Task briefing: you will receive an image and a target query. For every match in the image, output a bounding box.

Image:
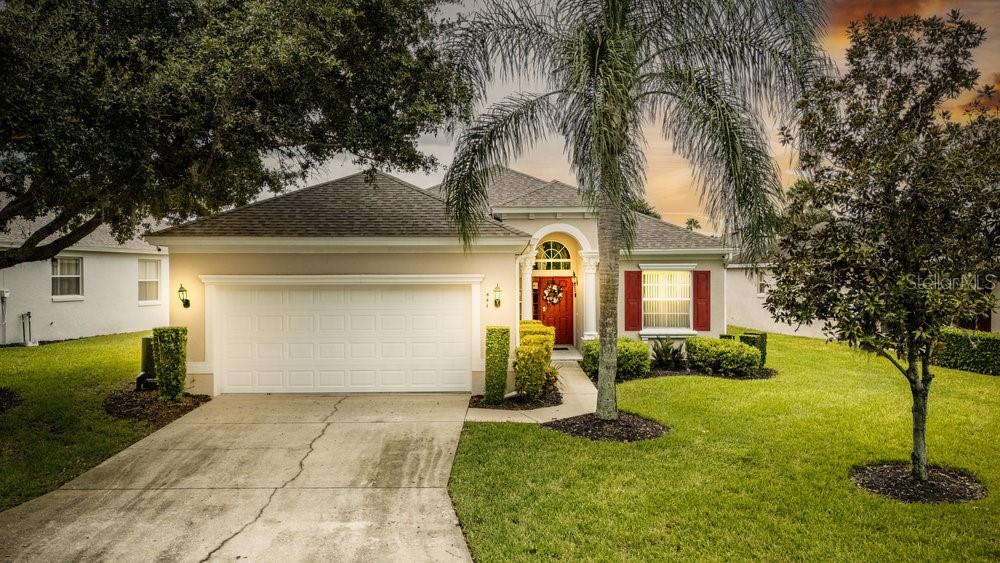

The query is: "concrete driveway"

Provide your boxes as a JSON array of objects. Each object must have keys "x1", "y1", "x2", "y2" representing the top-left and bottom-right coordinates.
[{"x1": 0, "y1": 394, "x2": 472, "y2": 562}]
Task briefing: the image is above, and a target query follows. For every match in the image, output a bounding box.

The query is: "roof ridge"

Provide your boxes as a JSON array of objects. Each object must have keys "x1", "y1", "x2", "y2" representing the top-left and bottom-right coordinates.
[
  {"x1": 637, "y1": 213, "x2": 721, "y2": 242},
  {"x1": 152, "y1": 171, "x2": 373, "y2": 236}
]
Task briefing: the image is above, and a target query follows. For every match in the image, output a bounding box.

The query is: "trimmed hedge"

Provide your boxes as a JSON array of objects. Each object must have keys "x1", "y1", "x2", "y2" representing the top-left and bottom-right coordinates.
[
  {"x1": 484, "y1": 326, "x2": 511, "y2": 404},
  {"x1": 581, "y1": 338, "x2": 651, "y2": 381},
  {"x1": 514, "y1": 334, "x2": 552, "y2": 399},
  {"x1": 739, "y1": 332, "x2": 768, "y2": 367},
  {"x1": 153, "y1": 326, "x2": 188, "y2": 402},
  {"x1": 685, "y1": 336, "x2": 760, "y2": 378},
  {"x1": 936, "y1": 328, "x2": 1000, "y2": 375}
]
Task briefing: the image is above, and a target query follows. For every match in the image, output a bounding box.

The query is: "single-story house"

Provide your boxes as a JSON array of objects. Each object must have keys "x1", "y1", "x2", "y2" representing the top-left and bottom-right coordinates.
[
  {"x1": 727, "y1": 264, "x2": 999, "y2": 337},
  {"x1": 146, "y1": 168, "x2": 730, "y2": 396},
  {"x1": 0, "y1": 222, "x2": 169, "y2": 345}
]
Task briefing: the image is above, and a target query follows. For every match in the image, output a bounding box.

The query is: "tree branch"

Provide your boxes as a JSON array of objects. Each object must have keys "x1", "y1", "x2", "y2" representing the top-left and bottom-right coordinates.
[{"x1": 0, "y1": 214, "x2": 103, "y2": 270}]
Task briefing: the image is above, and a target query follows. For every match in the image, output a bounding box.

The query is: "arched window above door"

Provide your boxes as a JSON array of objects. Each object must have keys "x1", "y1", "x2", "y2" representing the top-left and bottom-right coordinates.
[{"x1": 534, "y1": 241, "x2": 571, "y2": 271}]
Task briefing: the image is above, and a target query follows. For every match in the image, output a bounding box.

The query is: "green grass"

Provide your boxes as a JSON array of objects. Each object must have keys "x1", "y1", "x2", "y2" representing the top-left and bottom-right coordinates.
[
  {"x1": 449, "y1": 330, "x2": 1000, "y2": 562},
  {"x1": 0, "y1": 332, "x2": 153, "y2": 511}
]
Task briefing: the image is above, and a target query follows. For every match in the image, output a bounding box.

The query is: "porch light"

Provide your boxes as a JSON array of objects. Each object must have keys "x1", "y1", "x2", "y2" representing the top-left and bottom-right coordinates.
[
  {"x1": 178, "y1": 284, "x2": 191, "y2": 309},
  {"x1": 572, "y1": 271, "x2": 578, "y2": 296},
  {"x1": 493, "y1": 284, "x2": 503, "y2": 308}
]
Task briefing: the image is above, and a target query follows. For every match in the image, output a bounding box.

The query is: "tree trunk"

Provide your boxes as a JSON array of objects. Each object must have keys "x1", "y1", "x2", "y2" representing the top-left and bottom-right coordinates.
[
  {"x1": 595, "y1": 189, "x2": 621, "y2": 420},
  {"x1": 909, "y1": 382, "x2": 929, "y2": 481}
]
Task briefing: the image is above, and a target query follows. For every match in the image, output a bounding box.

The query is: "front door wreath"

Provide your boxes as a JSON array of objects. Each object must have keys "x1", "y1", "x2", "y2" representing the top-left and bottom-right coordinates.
[{"x1": 542, "y1": 282, "x2": 564, "y2": 305}]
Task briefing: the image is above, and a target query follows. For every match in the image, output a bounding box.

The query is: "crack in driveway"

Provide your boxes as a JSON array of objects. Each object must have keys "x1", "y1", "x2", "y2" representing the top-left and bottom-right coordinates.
[{"x1": 198, "y1": 396, "x2": 347, "y2": 562}]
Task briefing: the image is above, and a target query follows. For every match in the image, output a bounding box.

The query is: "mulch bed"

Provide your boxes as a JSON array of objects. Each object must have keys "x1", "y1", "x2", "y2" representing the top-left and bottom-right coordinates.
[
  {"x1": 0, "y1": 387, "x2": 24, "y2": 414},
  {"x1": 850, "y1": 462, "x2": 988, "y2": 503},
  {"x1": 103, "y1": 387, "x2": 211, "y2": 428},
  {"x1": 469, "y1": 388, "x2": 562, "y2": 410},
  {"x1": 543, "y1": 412, "x2": 667, "y2": 442}
]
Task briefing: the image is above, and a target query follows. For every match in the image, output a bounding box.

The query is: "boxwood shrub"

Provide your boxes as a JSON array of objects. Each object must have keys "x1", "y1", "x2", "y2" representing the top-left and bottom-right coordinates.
[
  {"x1": 935, "y1": 327, "x2": 1000, "y2": 375},
  {"x1": 580, "y1": 338, "x2": 651, "y2": 380},
  {"x1": 685, "y1": 336, "x2": 760, "y2": 378},
  {"x1": 484, "y1": 326, "x2": 511, "y2": 404},
  {"x1": 152, "y1": 326, "x2": 188, "y2": 402},
  {"x1": 514, "y1": 334, "x2": 551, "y2": 399},
  {"x1": 739, "y1": 332, "x2": 768, "y2": 367}
]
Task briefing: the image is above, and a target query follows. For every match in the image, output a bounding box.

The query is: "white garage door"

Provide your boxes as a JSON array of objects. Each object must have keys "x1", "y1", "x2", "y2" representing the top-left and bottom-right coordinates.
[{"x1": 216, "y1": 284, "x2": 472, "y2": 393}]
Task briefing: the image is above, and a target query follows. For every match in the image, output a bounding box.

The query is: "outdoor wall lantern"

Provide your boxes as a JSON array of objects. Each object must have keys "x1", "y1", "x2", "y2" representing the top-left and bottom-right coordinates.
[
  {"x1": 572, "y1": 271, "x2": 578, "y2": 296},
  {"x1": 178, "y1": 284, "x2": 191, "y2": 309},
  {"x1": 493, "y1": 284, "x2": 503, "y2": 308}
]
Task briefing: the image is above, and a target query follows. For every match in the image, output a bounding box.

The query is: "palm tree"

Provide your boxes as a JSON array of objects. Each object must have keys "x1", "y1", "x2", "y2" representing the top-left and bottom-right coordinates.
[
  {"x1": 441, "y1": 0, "x2": 827, "y2": 420},
  {"x1": 685, "y1": 217, "x2": 702, "y2": 231}
]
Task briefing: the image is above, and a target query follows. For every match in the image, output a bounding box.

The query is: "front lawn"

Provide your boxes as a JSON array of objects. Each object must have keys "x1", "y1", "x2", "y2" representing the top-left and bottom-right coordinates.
[
  {"x1": 0, "y1": 332, "x2": 155, "y2": 511},
  {"x1": 449, "y1": 331, "x2": 1000, "y2": 561}
]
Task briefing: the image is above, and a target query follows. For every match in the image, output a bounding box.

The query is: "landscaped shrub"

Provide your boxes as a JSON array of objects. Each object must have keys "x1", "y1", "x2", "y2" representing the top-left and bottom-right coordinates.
[
  {"x1": 935, "y1": 327, "x2": 1000, "y2": 375},
  {"x1": 152, "y1": 327, "x2": 188, "y2": 402},
  {"x1": 580, "y1": 338, "x2": 652, "y2": 380},
  {"x1": 514, "y1": 335, "x2": 549, "y2": 399},
  {"x1": 520, "y1": 319, "x2": 543, "y2": 326},
  {"x1": 685, "y1": 336, "x2": 760, "y2": 378},
  {"x1": 484, "y1": 326, "x2": 511, "y2": 404},
  {"x1": 720, "y1": 334, "x2": 736, "y2": 340},
  {"x1": 544, "y1": 365, "x2": 560, "y2": 392},
  {"x1": 739, "y1": 332, "x2": 768, "y2": 367},
  {"x1": 651, "y1": 339, "x2": 686, "y2": 370}
]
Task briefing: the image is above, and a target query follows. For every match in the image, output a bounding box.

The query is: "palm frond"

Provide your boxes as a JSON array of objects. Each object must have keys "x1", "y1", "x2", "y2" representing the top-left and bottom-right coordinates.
[
  {"x1": 442, "y1": 92, "x2": 558, "y2": 247},
  {"x1": 643, "y1": 67, "x2": 783, "y2": 262}
]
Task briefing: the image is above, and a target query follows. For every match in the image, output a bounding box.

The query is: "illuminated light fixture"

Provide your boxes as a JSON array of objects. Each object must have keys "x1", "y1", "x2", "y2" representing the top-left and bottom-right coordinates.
[
  {"x1": 493, "y1": 284, "x2": 503, "y2": 308},
  {"x1": 178, "y1": 284, "x2": 191, "y2": 309},
  {"x1": 572, "y1": 271, "x2": 578, "y2": 296}
]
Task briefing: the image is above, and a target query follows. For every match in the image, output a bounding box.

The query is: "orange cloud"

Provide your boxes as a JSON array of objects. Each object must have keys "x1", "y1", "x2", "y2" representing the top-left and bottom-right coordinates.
[
  {"x1": 958, "y1": 73, "x2": 1000, "y2": 111},
  {"x1": 827, "y1": 0, "x2": 946, "y2": 29}
]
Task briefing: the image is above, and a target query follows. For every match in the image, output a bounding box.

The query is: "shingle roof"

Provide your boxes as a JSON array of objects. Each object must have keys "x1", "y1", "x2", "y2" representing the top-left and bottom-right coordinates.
[
  {"x1": 633, "y1": 214, "x2": 724, "y2": 250},
  {"x1": 428, "y1": 166, "x2": 724, "y2": 251},
  {"x1": 151, "y1": 172, "x2": 529, "y2": 239},
  {"x1": 497, "y1": 180, "x2": 586, "y2": 208},
  {"x1": 0, "y1": 219, "x2": 161, "y2": 252},
  {"x1": 426, "y1": 167, "x2": 555, "y2": 208}
]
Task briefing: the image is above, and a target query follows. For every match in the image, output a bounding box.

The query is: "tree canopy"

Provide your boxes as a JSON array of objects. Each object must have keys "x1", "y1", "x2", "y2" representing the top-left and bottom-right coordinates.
[
  {"x1": 0, "y1": 0, "x2": 470, "y2": 268},
  {"x1": 766, "y1": 12, "x2": 1000, "y2": 480}
]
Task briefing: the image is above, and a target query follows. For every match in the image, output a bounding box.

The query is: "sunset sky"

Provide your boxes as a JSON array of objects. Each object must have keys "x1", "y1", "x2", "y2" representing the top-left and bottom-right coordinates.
[{"x1": 309, "y1": 0, "x2": 1000, "y2": 231}]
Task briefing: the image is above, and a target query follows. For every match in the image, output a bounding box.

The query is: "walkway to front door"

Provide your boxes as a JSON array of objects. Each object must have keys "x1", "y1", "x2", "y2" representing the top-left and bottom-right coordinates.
[
  {"x1": 535, "y1": 276, "x2": 574, "y2": 344},
  {"x1": 0, "y1": 394, "x2": 472, "y2": 562}
]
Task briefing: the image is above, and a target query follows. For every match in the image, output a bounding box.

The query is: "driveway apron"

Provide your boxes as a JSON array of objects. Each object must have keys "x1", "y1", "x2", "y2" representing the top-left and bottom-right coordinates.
[{"x1": 0, "y1": 394, "x2": 472, "y2": 562}]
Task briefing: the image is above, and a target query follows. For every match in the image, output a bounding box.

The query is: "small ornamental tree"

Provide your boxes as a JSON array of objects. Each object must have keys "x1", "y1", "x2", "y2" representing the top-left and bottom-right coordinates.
[{"x1": 767, "y1": 13, "x2": 1000, "y2": 481}]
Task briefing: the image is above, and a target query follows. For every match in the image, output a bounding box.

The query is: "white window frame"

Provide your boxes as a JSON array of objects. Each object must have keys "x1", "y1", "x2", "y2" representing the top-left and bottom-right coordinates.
[
  {"x1": 138, "y1": 258, "x2": 162, "y2": 305},
  {"x1": 533, "y1": 241, "x2": 572, "y2": 272},
  {"x1": 638, "y1": 263, "x2": 696, "y2": 337},
  {"x1": 51, "y1": 256, "x2": 84, "y2": 301},
  {"x1": 756, "y1": 273, "x2": 768, "y2": 297}
]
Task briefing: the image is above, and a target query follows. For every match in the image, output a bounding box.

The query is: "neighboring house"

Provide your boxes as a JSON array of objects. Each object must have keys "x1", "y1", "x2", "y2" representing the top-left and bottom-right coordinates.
[
  {"x1": 146, "y1": 168, "x2": 729, "y2": 396},
  {"x1": 727, "y1": 264, "x2": 999, "y2": 337},
  {"x1": 0, "y1": 222, "x2": 169, "y2": 345},
  {"x1": 725, "y1": 265, "x2": 826, "y2": 339}
]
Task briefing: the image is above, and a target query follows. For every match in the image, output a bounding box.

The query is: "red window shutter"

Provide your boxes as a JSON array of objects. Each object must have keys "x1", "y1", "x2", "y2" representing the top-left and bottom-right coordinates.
[
  {"x1": 624, "y1": 271, "x2": 642, "y2": 331},
  {"x1": 693, "y1": 270, "x2": 711, "y2": 331}
]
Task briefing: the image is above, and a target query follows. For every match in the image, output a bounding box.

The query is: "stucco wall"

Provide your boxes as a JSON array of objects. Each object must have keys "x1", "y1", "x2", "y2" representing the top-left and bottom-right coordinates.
[
  {"x1": 726, "y1": 267, "x2": 826, "y2": 339},
  {"x1": 0, "y1": 250, "x2": 169, "y2": 345},
  {"x1": 502, "y1": 217, "x2": 598, "y2": 252},
  {"x1": 168, "y1": 251, "x2": 520, "y2": 394},
  {"x1": 617, "y1": 255, "x2": 727, "y2": 340}
]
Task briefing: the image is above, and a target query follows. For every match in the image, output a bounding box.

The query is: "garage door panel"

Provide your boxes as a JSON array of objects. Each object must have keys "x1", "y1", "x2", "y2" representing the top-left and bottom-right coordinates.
[{"x1": 218, "y1": 284, "x2": 472, "y2": 393}]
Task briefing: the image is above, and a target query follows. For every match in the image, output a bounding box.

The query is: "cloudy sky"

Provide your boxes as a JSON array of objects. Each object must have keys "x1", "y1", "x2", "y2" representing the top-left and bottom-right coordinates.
[{"x1": 307, "y1": 0, "x2": 1000, "y2": 230}]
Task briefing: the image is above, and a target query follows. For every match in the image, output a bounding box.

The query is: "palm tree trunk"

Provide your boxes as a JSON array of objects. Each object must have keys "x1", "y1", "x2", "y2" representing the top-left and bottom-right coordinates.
[{"x1": 595, "y1": 189, "x2": 621, "y2": 420}]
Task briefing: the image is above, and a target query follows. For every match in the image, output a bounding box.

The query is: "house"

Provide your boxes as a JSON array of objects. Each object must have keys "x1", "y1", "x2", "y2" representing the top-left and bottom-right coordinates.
[
  {"x1": 145, "y1": 168, "x2": 729, "y2": 396},
  {"x1": 725, "y1": 264, "x2": 826, "y2": 338},
  {"x1": 0, "y1": 222, "x2": 169, "y2": 345},
  {"x1": 726, "y1": 264, "x2": 999, "y2": 337}
]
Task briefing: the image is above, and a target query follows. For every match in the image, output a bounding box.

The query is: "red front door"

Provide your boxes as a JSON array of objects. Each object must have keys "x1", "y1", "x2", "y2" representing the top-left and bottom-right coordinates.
[{"x1": 535, "y1": 276, "x2": 574, "y2": 345}]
